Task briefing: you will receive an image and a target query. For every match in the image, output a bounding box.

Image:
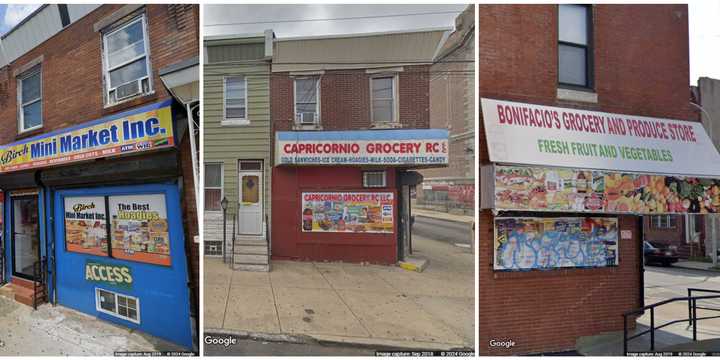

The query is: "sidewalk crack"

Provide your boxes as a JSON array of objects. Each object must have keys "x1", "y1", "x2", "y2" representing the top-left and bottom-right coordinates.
[{"x1": 268, "y1": 271, "x2": 283, "y2": 333}]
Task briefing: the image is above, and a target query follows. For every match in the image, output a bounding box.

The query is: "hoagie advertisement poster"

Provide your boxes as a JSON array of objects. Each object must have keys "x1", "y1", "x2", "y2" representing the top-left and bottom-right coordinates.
[{"x1": 110, "y1": 194, "x2": 171, "y2": 266}]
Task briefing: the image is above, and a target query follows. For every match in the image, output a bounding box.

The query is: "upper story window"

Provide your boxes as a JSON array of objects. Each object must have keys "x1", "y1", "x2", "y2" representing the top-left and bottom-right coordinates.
[
  {"x1": 558, "y1": 4, "x2": 592, "y2": 89},
  {"x1": 371, "y1": 75, "x2": 397, "y2": 125},
  {"x1": 650, "y1": 215, "x2": 678, "y2": 229},
  {"x1": 18, "y1": 65, "x2": 42, "y2": 133},
  {"x1": 224, "y1": 76, "x2": 247, "y2": 124},
  {"x1": 103, "y1": 15, "x2": 152, "y2": 105},
  {"x1": 294, "y1": 77, "x2": 320, "y2": 125}
]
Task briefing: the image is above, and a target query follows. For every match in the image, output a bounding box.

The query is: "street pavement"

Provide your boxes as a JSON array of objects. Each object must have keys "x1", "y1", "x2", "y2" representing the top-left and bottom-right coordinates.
[
  {"x1": 577, "y1": 265, "x2": 720, "y2": 355},
  {"x1": 0, "y1": 294, "x2": 186, "y2": 356},
  {"x1": 203, "y1": 234, "x2": 474, "y2": 356},
  {"x1": 412, "y1": 215, "x2": 473, "y2": 246},
  {"x1": 203, "y1": 333, "x2": 377, "y2": 356}
]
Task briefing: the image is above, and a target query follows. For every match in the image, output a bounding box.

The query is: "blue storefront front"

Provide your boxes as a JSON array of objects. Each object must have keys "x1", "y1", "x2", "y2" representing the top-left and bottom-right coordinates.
[{"x1": 0, "y1": 100, "x2": 194, "y2": 349}]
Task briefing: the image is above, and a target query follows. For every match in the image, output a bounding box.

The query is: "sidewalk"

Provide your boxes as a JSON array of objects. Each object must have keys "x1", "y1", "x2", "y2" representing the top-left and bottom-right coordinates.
[
  {"x1": 204, "y1": 235, "x2": 474, "y2": 351},
  {"x1": 0, "y1": 293, "x2": 182, "y2": 355},
  {"x1": 673, "y1": 260, "x2": 720, "y2": 272},
  {"x1": 412, "y1": 208, "x2": 474, "y2": 224}
]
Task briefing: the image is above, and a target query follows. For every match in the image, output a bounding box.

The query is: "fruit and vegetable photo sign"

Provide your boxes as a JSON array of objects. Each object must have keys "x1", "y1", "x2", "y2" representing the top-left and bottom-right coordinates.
[
  {"x1": 494, "y1": 165, "x2": 720, "y2": 214},
  {"x1": 482, "y1": 98, "x2": 720, "y2": 177},
  {"x1": 301, "y1": 192, "x2": 394, "y2": 233}
]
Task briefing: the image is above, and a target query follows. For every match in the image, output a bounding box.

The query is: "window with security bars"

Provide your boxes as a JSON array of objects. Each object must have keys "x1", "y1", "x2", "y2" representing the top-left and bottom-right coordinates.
[
  {"x1": 363, "y1": 171, "x2": 387, "y2": 188},
  {"x1": 96, "y1": 288, "x2": 140, "y2": 323}
]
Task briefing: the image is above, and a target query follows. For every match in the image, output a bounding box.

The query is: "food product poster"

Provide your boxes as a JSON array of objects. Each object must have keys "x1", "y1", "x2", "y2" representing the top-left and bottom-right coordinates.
[
  {"x1": 494, "y1": 165, "x2": 720, "y2": 214},
  {"x1": 109, "y1": 194, "x2": 171, "y2": 266},
  {"x1": 494, "y1": 217, "x2": 619, "y2": 271},
  {"x1": 64, "y1": 196, "x2": 108, "y2": 256},
  {"x1": 301, "y1": 192, "x2": 394, "y2": 233}
]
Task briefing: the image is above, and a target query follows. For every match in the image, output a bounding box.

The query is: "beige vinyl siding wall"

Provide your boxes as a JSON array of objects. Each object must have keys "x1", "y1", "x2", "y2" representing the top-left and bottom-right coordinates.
[{"x1": 204, "y1": 57, "x2": 272, "y2": 243}]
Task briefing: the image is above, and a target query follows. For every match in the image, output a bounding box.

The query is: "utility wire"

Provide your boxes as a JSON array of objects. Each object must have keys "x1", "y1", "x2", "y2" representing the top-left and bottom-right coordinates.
[{"x1": 205, "y1": 10, "x2": 462, "y2": 27}]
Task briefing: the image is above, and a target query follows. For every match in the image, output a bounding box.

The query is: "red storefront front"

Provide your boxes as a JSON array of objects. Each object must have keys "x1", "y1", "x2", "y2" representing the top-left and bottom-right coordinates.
[{"x1": 271, "y1": 129, "x2": 449, "y2": 264}]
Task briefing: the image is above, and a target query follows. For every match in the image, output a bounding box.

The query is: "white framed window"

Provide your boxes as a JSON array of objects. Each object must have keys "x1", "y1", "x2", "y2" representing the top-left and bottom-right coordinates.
[
  {"x1": 95, "y1": 288, "x2": 140, "y2": 324},
  {"x1": 205, "y1": 163, "x2": 223, "y2": 211},
  {"x1": 363, "y1": 171, "x2": 387, "y2": 188},
  {"x1": 294, "y1": 77, "x2": 320, "y2": 125},
  {"x1": 18, "y1": 66, "x2": 42, "y2": 133},
  {"x1": 370, "y1": 75, "x2": 398, "y2": 125},
  {"x1": 651, "y1": 215, "x2": 677, "y2": 229},
  {"x1": 103, "y1": 14, "x2": 152, "y2": 106},
  {"x1": 223, "y1": 76, "x2": 248, "y2": 124}
]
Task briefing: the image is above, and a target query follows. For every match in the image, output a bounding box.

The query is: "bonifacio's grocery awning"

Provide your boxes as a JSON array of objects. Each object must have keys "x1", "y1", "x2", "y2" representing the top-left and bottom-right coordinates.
[
  {"x1": 275, "y1": 129, "x2": 449, "y2": 168},
  {"x1": 480, "y1": 98, "x2": 720, "y2": 214},
  {"x1": 481, "y1": 98, "x2": 720, "y2": 178}
]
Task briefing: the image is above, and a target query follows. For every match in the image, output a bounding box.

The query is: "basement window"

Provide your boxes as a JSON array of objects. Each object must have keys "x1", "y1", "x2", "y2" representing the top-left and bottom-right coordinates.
[
  {"x1": 96, "y1": 288, "x2": 140, "y2": 323},
  {"x1": 363, "y1": 171, "x2": 387, "y2": 188}
]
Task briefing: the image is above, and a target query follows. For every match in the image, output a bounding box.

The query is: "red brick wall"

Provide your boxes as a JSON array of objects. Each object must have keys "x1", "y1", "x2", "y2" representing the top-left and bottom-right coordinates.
[
  {"x1": 478, "y1": 4, "x2": 689, "y2": 354},
  {"x1": 0, "y1": 4, "x2": 199, "y2": 144},
  {"x1": 271, "y1": 166, "x2": 398, "y2": 264},
  {"x1": 0, "y1": 4, "x2": 200, "y2": 321},
  {"x1": 271, "y1": 66, "x2": 430, "y2": 133}
]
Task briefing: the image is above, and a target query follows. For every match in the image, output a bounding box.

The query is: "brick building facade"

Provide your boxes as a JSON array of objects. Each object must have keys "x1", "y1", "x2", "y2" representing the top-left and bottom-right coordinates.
[
  {"x1": 269, "y1": 30, "x2": 449, "y2": 263},
  {"x1": 479, "y1": 4, "x2": 694, "y2": 355},
  {"x1": 0, "y1": 4, "x2": 198, "y2": 350}
]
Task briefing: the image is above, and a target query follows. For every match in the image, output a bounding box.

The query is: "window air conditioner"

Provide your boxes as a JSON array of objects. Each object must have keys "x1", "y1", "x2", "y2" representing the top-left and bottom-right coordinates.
[{"x1": 297, "y1": 112, "x2": 317, "y2": 125}]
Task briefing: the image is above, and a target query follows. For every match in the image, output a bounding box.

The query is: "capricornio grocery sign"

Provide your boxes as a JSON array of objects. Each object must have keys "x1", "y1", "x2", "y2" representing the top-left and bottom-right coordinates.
[
  {"x1": 481, "y1": 98, "x2": 720, "y2": 177},
  {"x1": 276, "y1": 129, "x2": 449, "y2": 166},
  {"x1": 0, "y1": 100, "x2": 174, "y2": 173}
]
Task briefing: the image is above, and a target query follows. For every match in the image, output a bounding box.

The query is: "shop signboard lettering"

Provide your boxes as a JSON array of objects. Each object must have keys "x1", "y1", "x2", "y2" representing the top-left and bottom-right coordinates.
[
  {"x1": 0, "y1": 100, "x2": 174, "y2": 174},
  {"x1": 85, "y1": 260, "x2": 132, "y2": 289},
  {"x1": 301, "y1": 192, "x2": 394, "y2": 233},
  {"x1": 494, "y1": 217, "x2": 618, "y2": 271},
  {"x1": 276, "y1": 129, "x2": 449, "y2": 166},
  {"x1": 65, "y1": 196, "x2": 108, "y2": 256},
  {"x1": 109, "y1": 194, "x2": 171, "y2": 266},
  {"x1": 481, "y1": 98, "x2": 720, "y2": 177},
  {"x1": 493, "y1": 165, "x2": 720, "y2": 214}
]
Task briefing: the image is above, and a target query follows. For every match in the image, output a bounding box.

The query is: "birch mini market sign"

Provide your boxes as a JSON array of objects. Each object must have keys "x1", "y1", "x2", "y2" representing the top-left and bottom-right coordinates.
[
  {"x1": 481, "y1": 98, "x2": 720, "y2": 177},
  {"x1": 276, "y1": 129, "x2": 449, "y2": 166},
  {"x1": 0, "y1": 100, "x2": 174, "y2": 173}
]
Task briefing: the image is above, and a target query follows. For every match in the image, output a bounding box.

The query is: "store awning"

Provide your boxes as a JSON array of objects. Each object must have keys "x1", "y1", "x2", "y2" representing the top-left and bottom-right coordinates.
[
  {"x1": 0, "y1": 99, "x2": 175, "y2": 174},
  {"x1": 480, "y1": 98, "x2": 720, "y2": 215},
  {"x1": 275, "y1": 129, "x2": 449, "y2": 167},
  {"x1": 481, "y1": 98, "x2": 720, "y2": 178}
]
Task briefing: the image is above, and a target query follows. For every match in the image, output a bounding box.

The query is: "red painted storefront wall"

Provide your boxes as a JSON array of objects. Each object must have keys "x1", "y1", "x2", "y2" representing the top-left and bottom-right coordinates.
[{"x1": 272, "y1": 166, "x2": 398, "y2": 264}]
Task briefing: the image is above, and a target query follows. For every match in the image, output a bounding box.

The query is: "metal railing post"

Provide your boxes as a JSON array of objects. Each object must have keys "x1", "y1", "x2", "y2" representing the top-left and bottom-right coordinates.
[
  {"x1": 222, "y1": 206, "x2": 227, "y2": 264},
  {"x1": 693, "y1": 298, "x2": 698, "y2": 341},
  {"x1": 623, "y1": 314, "x2": 628, "y2": 355},
  {"x1": 688, "y1": 289, "x2": 693, "y2": 327},
  {"x1": 650, "y1": 308, "x2": 655, "y2": 351}
]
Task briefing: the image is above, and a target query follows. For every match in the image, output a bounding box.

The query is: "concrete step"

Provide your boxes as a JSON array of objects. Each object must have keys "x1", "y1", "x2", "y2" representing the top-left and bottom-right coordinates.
[
  {"x1": 232, "y1": 263, "x2": 270, "y2": 272},
  {"x1": 232, "y1": 239, "x2": 267, "y2": 247},
  {"x1": 233, "y1": 254, "x2": 269, "y2": 265},
  {"x1": 233, "y1": 245, "x2": 268, "y2": 255},
  {"x1": 7, "y1": 283, "x2": 46, "y2": 308}
]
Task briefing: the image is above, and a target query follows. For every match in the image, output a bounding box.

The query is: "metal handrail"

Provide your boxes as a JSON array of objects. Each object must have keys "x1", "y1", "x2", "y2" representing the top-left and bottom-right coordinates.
[{"x1": 623, "y1": 289, "x2": 720, "y2": 354}]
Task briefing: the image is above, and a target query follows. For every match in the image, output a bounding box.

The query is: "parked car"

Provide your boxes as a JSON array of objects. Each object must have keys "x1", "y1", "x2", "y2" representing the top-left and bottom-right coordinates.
[{"x1": 643, "y1": 241, "x2": 679, "y2": 266}]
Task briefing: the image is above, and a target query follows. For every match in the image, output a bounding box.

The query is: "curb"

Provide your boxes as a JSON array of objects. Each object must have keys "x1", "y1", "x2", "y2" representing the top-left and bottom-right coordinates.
[
  {"x1": 671, "y1": 264, "x2": 720, "y2": 273},
  {"x1": 204, "y1": 328, "x2": 472, "y2": 352}
]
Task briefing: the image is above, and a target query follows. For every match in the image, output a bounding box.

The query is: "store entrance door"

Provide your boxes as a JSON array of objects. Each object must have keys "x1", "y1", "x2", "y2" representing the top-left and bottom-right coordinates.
[
  {"x1": 238, "y1": 161, "x2": 263, "y2": 235},
  {"x1": 11, "y1": 195, "x2": 39, "y2": 280}
]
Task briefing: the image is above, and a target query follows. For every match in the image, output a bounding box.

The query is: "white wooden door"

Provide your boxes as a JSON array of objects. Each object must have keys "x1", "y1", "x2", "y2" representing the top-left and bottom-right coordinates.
[{"x1": 238, "y1": 171, "x2": 263, "y2": 235}]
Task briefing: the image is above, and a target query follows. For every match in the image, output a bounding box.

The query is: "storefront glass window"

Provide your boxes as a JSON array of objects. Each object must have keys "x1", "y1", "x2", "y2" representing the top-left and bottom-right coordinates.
[{"x1": 204, "y1": 163, "x2": 223, "y2": 211}]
